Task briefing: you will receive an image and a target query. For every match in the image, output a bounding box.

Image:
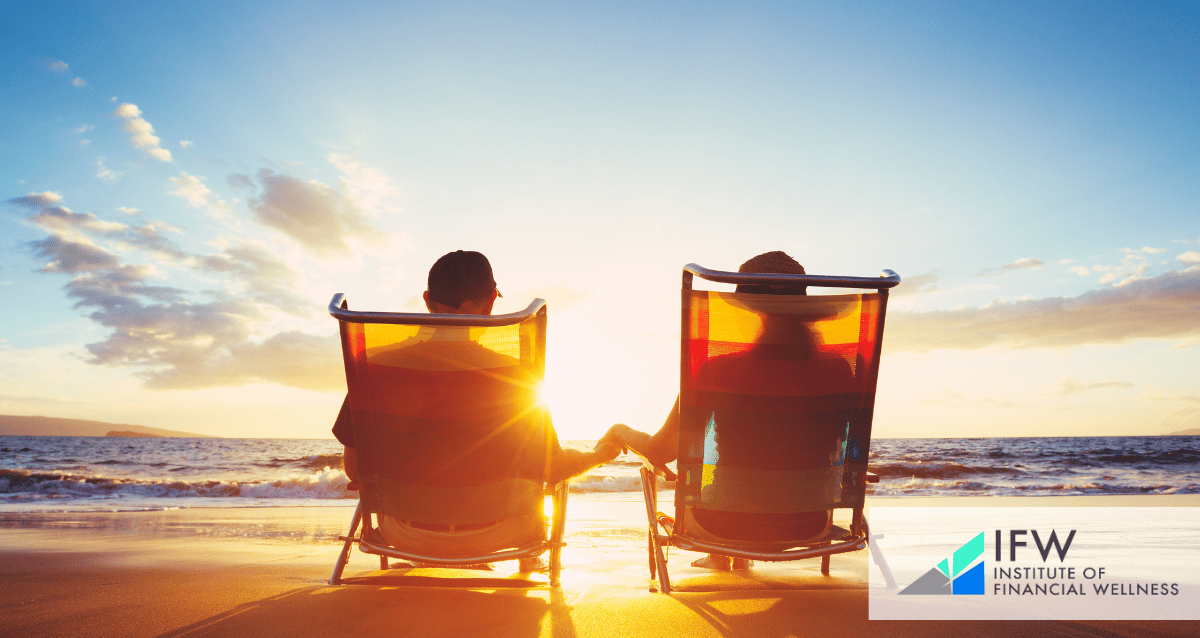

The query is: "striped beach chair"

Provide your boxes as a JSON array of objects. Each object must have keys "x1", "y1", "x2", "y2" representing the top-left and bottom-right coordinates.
[
  {"x1": 327, "y1": 294, "x2": 567, "y2": 586},
  {"x1": 640, "y1": 264, "x2": 899, "y2": 593}
]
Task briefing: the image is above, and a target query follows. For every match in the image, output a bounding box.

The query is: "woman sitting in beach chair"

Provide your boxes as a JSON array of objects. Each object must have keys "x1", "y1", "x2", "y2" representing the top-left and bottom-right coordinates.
[{"x1": 607, "y1": 251, "x2": 897, "y2": 592}]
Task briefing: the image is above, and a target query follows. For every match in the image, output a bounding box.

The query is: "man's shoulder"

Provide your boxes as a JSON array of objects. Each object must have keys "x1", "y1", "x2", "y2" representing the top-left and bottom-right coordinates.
[{"x1": 368, "y1": 338, "x2": 523, "y2": 372}]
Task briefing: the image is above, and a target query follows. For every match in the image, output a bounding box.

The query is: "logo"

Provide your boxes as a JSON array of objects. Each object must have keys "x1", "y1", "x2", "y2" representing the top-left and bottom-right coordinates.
[{"x1": 899, "y1": 532, "x2": 985, "y2": 595}]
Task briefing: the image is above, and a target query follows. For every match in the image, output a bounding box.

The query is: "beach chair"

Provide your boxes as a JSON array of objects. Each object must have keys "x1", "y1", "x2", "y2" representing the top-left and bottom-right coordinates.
[
  {"x1": 639, "y1": 264, "x2": 900, "y2": 593},
  {"x1": 327, "y1": 294, "x2": 568, "y2": 586}
]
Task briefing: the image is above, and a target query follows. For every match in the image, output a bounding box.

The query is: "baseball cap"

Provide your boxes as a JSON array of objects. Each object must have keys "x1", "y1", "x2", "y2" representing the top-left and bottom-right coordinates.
[{"x1": 426, "y1": 250, "x2": 502, "y2": 308}]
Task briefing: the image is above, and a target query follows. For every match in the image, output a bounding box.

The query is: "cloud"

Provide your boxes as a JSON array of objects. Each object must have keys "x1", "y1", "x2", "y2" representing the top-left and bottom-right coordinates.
[
  {"x1": 328, "y1": 153, "x2": 403, "y2": 217},
  {"x1": 197, "y1": 243, "x2": 311, "y2": 315},
  {"x1": 976, "y1": 258, "x2": 1044, "y2": 278},
  {"x1": 95, "y1": 156, "x2": 123, "y2": 183},
  {"x1": 887, "y1": 268, "x2": 1200, "y2": 351},
  {"x1": 1179, "y1": 252, "x2": 1200, "y2": 265},
  {"x1": 1052, "y1": 379, "x2": 1135, "y2": 396},
  {"x1": 140, "y1": 331, "x2": 342, "y2": 391},
  {"x1": 72, "y1": 77, "x2": 87, "y2": 87},
  {"x1": 8, "y1": 191, "x2": 63, "y2": 208},
  {"x1": 246, "y1": 169, "x2": 377, "y2": 257},
  {"x1": 8, "y1": 193, "x2": 335, "y2": 390},
  {"x1": 116, "y1": 207, "x2": 141, "y2": 215},
  {"x1": 79, "y1": 139, "x2": 91, "y2": 146},
  {"x1": 112, "y1": 103, "x2": 172, "y2": 162},
  {"x1": 1148, "y1": 391, "x2": 1200, "y2": 405},
  {"x1": 169, "y1": 172, "x2": 213, "y2": 208},
  {"x1": 1069, "y1": 266, "x2": 1090, "y2": 276},
  {"x1": 27, "y1": 205, "x2": 127, "y2": 237},
  {"x1": 227, "y1": 174, "x2": 255, "y2": 190},
  {"x1": 74, "y1": 124, "x2": 94, "y2": 134},
  {"x1": 179, "y1": 140, "x2": 194, "y2": 149},
  {"x1": 28, "y1": 236, "x2": 122, "y2": 273},
  {"x1": 48, "y1": 60, "x2": 69, "y2": 72},
  {"x1": 891, "y1": 271, "x2": 940, "y2": 297}
]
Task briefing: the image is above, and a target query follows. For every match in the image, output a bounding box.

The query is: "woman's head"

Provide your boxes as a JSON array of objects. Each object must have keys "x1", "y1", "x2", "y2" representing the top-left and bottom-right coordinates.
[{"x1": 735, "y1": 251, "x2": 807, "y2": 295}]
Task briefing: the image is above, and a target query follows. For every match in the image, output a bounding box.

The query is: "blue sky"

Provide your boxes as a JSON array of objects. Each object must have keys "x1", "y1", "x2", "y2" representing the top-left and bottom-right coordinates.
[{"x1": 2, "y1": 1, "x2": 1198, "y2": 439}]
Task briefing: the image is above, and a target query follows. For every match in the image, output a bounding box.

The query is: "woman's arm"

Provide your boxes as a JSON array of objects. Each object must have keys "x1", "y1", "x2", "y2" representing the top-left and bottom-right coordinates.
[{"x1": 608, "y1": 395, "x2": 680, "y2": 466}]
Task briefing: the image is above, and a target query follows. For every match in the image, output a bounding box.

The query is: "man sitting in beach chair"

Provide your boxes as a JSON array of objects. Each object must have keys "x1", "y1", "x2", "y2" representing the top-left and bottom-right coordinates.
[
  {"x1": 329, "y1": 250, "x2": 619, "y2": 582},
  {"x1": 608, "y1": 252, "x2": 897, "y2": 592}
]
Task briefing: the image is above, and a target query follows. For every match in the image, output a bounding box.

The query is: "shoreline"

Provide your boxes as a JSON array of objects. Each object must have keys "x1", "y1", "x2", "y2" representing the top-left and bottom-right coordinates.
[{"x1": 2, "y1": 496, "x2": 1198, "y2": 636}]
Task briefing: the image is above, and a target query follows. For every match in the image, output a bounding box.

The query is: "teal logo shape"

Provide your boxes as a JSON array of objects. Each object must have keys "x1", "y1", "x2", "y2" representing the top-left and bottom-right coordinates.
[{"x1": 898, "y1": 532, "x2": 985, "y2": 595}]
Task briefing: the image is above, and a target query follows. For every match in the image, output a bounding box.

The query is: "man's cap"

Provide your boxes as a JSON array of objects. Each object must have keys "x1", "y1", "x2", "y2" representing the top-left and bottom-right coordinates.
[
  {"x1": 735, "y1": 250, "x2": 808, "y2": 295},
  {"x1": 427, "y1": 250, "x2": 502, "y2": 308}
]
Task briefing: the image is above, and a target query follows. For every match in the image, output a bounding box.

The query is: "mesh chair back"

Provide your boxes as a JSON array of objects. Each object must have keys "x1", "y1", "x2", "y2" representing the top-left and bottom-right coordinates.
[
  {"x1": 676, "y1": 289, "x2": 887, "y2": 528},
  {"x1": 338, "y1": 308, "x2": 550, "y2": 525}
]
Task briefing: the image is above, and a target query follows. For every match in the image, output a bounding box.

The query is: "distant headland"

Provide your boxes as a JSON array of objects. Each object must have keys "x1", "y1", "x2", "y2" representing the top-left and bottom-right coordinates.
[
  {"x1": 1166, "y1": 428, "x2": 1200, "y2": 436},
  {"x1": 0, "y1": 415, "x2": 213, "y2": 438}
]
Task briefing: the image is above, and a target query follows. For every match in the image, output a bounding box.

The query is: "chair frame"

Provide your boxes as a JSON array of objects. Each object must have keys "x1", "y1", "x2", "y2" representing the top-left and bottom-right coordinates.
[
  {"x1": 639, "y1": 264, "x2": 900, "y2": 593},
  {"x1": 327, "y1": 294, "x2": 568, "y2": 586}
]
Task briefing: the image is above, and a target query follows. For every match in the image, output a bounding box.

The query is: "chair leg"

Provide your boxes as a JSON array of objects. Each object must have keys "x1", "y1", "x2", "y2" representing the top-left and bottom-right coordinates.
[
  {"x1": 640, "y1": 467, "x2": 671, "y2": 593},
  {"x1": 821, "y1": 554, "x2": 831, "y2": 575},
  {"x1": 329, "y1": 502, "x2": 363, "y2": 585},
  {"x1": 648, "y1": 529, "x2": 657, "y2": 581},
  {"x1": 380, "y1": 554, "x2": 389, "y2": 570},
  {"x1": 549, "y1": 481, "x2": 568, "y2": 588},
  {"x1": 865, "y1": 519, "x2": 897, "y2": 588},
  {"x1": 651, "y1": 531, "x2": 671, "y2": 594}
]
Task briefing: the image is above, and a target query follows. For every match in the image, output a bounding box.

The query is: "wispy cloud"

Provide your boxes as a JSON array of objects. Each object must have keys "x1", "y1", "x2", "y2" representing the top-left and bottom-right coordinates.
[
  {"x1": 891, "y1": 271, "x2": 940, "y2": 297},
  {"x1": 888, "y1": 268, "x2": 1200, "y2": 351},
  {"x1": 48, "y1": 60, "x2": 69, "y2": 72},
  {"x1": 243, "y1": 169, "x2": 378, "y2": 257},
  {"x1": 72, "y1": 77, "x2": 87, "y2": 88},
  {"x1": 975, "y1": 258, "x2": 1044, "y2": 278},
  {"x1": 95, "y1": 156, "x2": 123, "y2": 183},
  {"x1": 1051, "y1": 378, "x2": 1135, "y2": 396},
  {"x1": 179, "y1": 140, "x2": 194, "y2": 149},
  {"x1": 112, "y1": 103, "x2": 172, "y2": 162},
  {"x1": 169, "y1": 172, "x2": 213, "y2": 208},
  {"x1": 1179, "y1": 252, "x2": 1200, "y2": 264},
  {"x1": 6, "y1": 192, "x2": 337, "y2": 391}
]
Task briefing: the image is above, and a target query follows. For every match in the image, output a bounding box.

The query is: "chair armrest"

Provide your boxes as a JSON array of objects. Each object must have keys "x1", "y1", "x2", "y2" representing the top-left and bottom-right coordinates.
[{"x1": 866, "y1": 472, "x2": 879, "y2": 484}]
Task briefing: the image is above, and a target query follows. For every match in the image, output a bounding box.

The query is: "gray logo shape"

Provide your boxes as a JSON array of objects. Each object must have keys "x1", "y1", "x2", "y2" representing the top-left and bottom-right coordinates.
[{"x1": 898, "y1": 567, "x2": 953, "y2": 595}]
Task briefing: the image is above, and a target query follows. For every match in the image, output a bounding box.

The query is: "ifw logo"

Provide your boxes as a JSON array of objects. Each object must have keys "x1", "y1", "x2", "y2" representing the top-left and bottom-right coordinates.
[{"x1": 899, "y1": 532, "x2": 985, "y2": 595}]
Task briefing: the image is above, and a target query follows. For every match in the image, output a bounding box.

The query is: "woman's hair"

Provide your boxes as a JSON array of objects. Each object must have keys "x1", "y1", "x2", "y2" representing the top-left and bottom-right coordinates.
[{"x1": 735, "y1": 251, "x2": 807, "y2": 295}]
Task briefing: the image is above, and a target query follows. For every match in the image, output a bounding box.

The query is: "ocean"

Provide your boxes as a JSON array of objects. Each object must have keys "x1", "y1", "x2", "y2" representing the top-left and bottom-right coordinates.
[{"x1": 2, "y1": 435, "x2": 1197, "y2": 514}]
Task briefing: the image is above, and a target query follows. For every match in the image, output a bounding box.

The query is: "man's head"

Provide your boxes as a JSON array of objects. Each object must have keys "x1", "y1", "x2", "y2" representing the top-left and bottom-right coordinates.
[
  {"x1": 424, "y1": 250, "x2": 502, "y2": 314},
  {"x1": 735, "y1": 250, "x2": 808, "y2": 295}
]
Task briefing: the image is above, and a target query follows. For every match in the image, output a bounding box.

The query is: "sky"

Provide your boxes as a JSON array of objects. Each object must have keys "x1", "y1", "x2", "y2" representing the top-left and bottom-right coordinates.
[{"x1": 1, "y1": 1, "x2": 1198, "y2": 440}]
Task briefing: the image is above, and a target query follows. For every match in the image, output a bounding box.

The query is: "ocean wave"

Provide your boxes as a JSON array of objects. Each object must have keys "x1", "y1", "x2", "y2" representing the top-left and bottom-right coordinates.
[
  {"x1": 568, "y1": 474, "x2": 672, "y2": 493},
  {"x1": 262, "y1": 454, "x2": 345, "y2": 471},
  {"x1": 868, "y1": 477, "x2": 1200, "y2": 497},
  {"x1": 0, "y1": 467, "x2": 668, "y2": 502},
  {"x1": 870, "y1": 462, "x2": 1025, "y2": 479},
  {"x1": 0, "y1": 468, "x2": 358, "y2": 500}
]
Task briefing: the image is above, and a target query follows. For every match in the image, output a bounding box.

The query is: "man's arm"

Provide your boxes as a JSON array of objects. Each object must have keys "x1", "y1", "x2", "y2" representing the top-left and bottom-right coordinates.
[{"x1": 546, "y1": 441, "x2": 621, "y2": 485}]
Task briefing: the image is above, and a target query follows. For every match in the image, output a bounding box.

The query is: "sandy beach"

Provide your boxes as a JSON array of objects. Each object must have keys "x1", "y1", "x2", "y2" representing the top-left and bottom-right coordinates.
[{"x1": 1, "y1": 496, "x2": 1196, "y2": 637}]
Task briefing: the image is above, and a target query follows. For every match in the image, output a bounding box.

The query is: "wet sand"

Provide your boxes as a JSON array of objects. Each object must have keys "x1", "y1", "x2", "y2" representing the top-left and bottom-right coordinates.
[{"x1": 1, "y1": 497, "x2": 1196, "y2": 637}]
